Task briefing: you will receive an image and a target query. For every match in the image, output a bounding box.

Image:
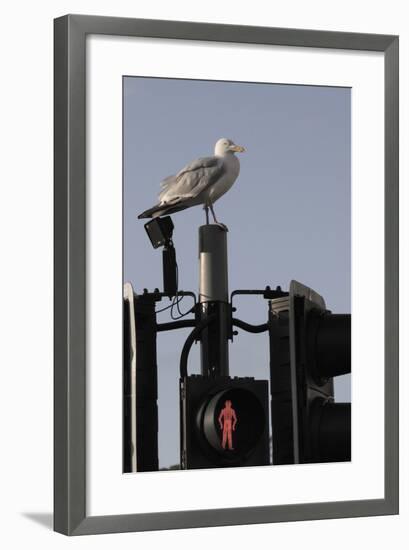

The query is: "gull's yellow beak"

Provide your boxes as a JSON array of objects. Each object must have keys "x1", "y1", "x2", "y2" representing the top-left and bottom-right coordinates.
[{"x1": 229, "y1": 144, "x2": 245, "y2": 153}]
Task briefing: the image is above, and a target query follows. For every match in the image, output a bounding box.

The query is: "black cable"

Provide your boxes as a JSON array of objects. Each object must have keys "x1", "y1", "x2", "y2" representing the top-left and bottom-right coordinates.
[
  {"x1": 170, "y1": 262, "x2": 181, "y2": 319},
  {"x1": 180, "y1": 314, "x2": 216, "y2": 378},
  {"x1": 156, "y1": 319, "x2": 197, "y2": 332},
  {"x1": 232, "y1": 318, "x2": 269, "y2": 334},
  {"x1": 170, "y1": 260, "x2": 195, "y2": 320},
  {"x1": 155, "y1": 294, "x2": 182, "y2": 315},
  {"x1": 155, "y1": 259, "x2": 183, "y2": 316},
  {"x1": 170, "y1": 296, "x2": 184, "y2": 320},
  {"x1": 156, "y1": 247, "x2": 196, "y2": 319}
]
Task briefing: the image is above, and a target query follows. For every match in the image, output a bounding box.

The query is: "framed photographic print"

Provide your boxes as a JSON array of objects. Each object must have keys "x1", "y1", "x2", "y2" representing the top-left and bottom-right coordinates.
[{"x1": 54, "y1": 14, "x2": 399, "y2": 535}]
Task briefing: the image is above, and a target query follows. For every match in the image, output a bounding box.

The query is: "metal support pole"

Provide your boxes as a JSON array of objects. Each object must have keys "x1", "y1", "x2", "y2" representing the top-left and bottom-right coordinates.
[{"x1": 198, "y1": 225, "x2": 229, "y2": 377}]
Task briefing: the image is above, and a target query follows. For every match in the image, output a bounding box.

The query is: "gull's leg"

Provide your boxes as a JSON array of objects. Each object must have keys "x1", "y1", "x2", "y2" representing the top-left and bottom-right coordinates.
[
  {"x1": 204, "y1": 205, "x2": 210, "y2": 225},
  {"x1": 209, "y1": 203, "x2": 228, "y2": 231},
  {"x1": 209, "y1": 203, "x2": 218, "y2": 223}
]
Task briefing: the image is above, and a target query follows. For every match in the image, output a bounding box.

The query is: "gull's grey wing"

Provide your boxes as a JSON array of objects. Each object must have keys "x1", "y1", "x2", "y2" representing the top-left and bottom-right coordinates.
[{"x1": 158, "y1": 156, "x2": 225, "y2": 202}]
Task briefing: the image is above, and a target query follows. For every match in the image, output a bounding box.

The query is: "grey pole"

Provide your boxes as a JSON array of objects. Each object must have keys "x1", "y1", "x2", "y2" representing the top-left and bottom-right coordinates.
[{"x1": 198, "y1": 225, "x2": 229, "y2": 377}]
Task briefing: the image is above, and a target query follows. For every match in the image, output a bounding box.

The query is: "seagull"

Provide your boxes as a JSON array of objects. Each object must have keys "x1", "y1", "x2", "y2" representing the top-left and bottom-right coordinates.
[{"x1": 138, "y1": 138, "x2": 245, "y2": 226}]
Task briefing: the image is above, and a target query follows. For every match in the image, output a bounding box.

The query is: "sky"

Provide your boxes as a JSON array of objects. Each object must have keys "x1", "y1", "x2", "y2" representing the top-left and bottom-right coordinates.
[{"x1": 123, "y1": 76, "x2": 351, "y2": 468}]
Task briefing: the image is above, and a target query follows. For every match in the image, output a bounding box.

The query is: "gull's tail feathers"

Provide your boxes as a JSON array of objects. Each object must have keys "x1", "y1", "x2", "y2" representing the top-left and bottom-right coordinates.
[
  {"x1": 137, "y1": 201, "x2": 188, "y2": 219},
  {"x1": 138, "y1": 203, "x2": 165, "y2": 219}
]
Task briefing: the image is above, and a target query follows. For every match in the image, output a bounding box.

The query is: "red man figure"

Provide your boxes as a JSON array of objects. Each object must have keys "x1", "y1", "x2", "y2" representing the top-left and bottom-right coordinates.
[{"x1": 218, "y1": 400, "x2": 238, "y2": 450}]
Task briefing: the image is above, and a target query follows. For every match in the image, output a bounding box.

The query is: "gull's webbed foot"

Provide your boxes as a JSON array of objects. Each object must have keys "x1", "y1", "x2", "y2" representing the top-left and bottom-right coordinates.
[{"x1": 214, "y1": 222, "x2": 228, "y2": 232}]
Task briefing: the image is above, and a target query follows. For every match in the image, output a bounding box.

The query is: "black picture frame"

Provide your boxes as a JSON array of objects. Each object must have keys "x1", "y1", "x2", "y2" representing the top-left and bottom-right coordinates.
[{"x1": 54, "y1": 14, "x2": 399, "y2": 535}]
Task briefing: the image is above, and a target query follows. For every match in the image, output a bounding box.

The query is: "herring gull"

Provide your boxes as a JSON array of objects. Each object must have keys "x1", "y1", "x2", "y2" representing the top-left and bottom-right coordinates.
[{"x1": 138, "y1": 138, "x2": 245, "y2": 225}]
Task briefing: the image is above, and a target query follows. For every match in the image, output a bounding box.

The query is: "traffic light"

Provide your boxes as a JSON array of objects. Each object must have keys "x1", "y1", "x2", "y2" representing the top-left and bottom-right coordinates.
[
  {"x1": 180, "y1": 375, "x2": 270, "y2": 469},
  {"x1": 178, "y1": 225, "x2": 270, "y2": 470},
  {"x1": 126, "y1": 216, "x2": 352, "y2": 471},
  {"x1": 123, "y1": 283, "x2": 159, "y2": 473},
  {"x1": 270, "y1": 280, "x2": 351, "y2": 465}
]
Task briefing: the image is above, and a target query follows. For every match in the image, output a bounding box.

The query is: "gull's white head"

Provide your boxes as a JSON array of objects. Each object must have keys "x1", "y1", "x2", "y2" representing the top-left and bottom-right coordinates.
[{"x1": 214, "y1": 138, "x2": 245, "y2": 156}]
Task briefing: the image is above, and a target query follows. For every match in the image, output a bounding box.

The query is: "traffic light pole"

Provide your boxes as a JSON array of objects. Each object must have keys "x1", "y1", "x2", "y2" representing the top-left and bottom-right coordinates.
[{"x1": 198, "y1": 225, "x2": 229, "y2": 377}]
